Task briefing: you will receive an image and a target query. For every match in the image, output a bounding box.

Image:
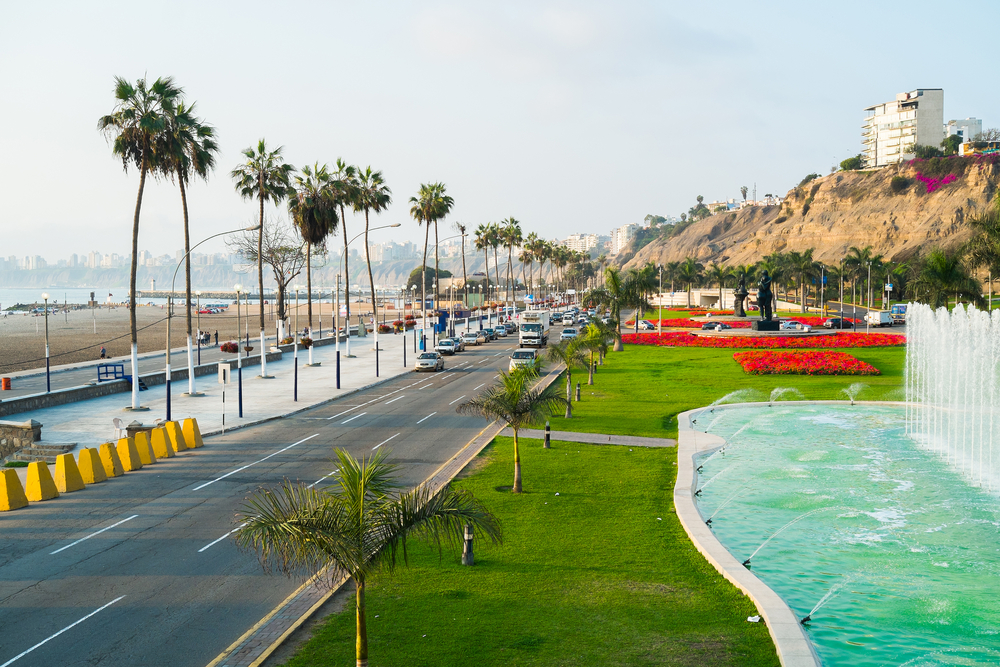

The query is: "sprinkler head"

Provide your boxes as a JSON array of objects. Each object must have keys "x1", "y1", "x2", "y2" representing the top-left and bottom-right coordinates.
[
  {"x1": 800, "y1": 615, "x2": 811, "y2": 625},
  {"x1": 694, "y1": 489, "x2": 702, "y2": 497},
  {"x1": 705, "y1": 518, "x2": 712, "y2": 525},
  {"x1": 696, "y1": 465, "x2": 703, "y2": 472},
  {"x1": 742, "y1": 559, "x2": 751, "y2": 568}
]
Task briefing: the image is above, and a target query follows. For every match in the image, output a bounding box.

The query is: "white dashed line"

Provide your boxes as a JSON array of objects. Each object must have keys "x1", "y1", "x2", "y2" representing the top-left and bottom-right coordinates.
[
  {"x1": 384, "y1": 395, "x2": 405, "y2": 405},
  {"x1": 307, "y1": 468, "x2": 340, "y2": 489},
  {"x1": 416, "y1": 412, "x2": 437, "y2": 424},
  {"x1": 448, "y1": 395, "x2": 466, "y2": 405},
  {"x1": 50, "y1": 515, "x2": 139, "y2": 555},
  {"x1": 198, "y1": 523, "x2": 248, "y2": 553},
  {"x1": 341, "y1": 412, "x2": 367, "y2": 424},
  {"x1": 193, "y1": 434, "x2": 320, "y2": 490},
  {"x1": 417, "y1": 382, "x2": 434, "y2": 390},
  {"x1": 372, "y1": 433, "x2": 401, "y2": 450},
  {"x1": 327, "y1": 405, "x2": 362, "y2": 420},
  {"x1": 474, "y1": 383, "x2": 485, "y2": 390},
  {"x1": 0, "y1": 596, "x2": 126, "y2": 667}
]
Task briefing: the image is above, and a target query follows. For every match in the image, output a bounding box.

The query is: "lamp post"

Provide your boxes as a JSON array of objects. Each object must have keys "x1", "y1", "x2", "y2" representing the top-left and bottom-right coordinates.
[
  {"x1": 293, "y1": 285, "x2": 301, "y2": 401},
  {"x1": 196, "y1": 291, "x2": 202, "y2": 365},
  {"x1": 866, "y1": 261, "x2": 872, "y2": 334},
  {"x1": 41, "y1": 293, "x2": 50, "y2": 392},
  {"x1": 658, "y1": 266, "x2": 663, "y2": 337},
  {"x1": 235, "y1": 283, "x2": 243, "y2": 418}
]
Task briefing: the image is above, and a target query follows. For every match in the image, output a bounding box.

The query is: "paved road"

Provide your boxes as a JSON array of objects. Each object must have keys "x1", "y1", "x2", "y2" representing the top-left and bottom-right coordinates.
[{"x1": 0, "y1": 335, "x2": 522, "y2": 667}]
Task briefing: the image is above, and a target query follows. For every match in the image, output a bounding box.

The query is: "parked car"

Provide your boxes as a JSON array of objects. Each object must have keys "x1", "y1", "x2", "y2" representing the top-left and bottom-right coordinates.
[
  {"x1": 414, "y1": 351, "x2": 444, "y2": 372},
  {"x1": 637, "y1": 320, "x2": 656, "y2": 330},
  {"x1": 495, "y1": 326, "x2": 508, "y2": 337},
  {"x1": 823, "y1": 317, "x2": 853, "y2": 329},
  {"x1": 780, "y1": 320, "x2": 812, "y2": 332},
  {"x1": 483, "y1": 327, "x2": 497, "y2": 341},
  {"x1": 560, "y1": 327, "x2": 578, "y2": 341},
  {"x1": 509, "y1": 348, "x2": 539, "y2": 372},
  {"x1": 435, "y1": 339, "x2": 458, "y2": 355},
  {"x1": 461, "y1": 331, "x2": 482, "y2": 346},
  {"x1": 701, "y1": 322, "x2": 732, "y2": 330},
  {"x1": 451, "y1": 336, "x2": 466, "y2": 352},
  {"x1": 561, "y1": 315, "x2": 575, "y2": 325}
]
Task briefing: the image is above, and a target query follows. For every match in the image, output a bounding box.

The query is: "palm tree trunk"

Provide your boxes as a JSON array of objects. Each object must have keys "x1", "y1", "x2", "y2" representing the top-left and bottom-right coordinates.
[
  {"x1": 355, "y1": 577, "x2": 368, "y2": 667},
  {"x1": 493, "y1": 247, "x2": 501, "y2": 301},
  {"x1": 800, "y1": 272, "x2": 806, "y2": 313},
  {"x1": 340, "y1": 204, "x2": 351, "y2": 342},
  {"x1": 178, "y1": 172, "x2": 197, "y2": 396},
  {"x1": 483, "y1": 248, "x2": 489, "y2": 310},
  {"x1": 306, "y1": 241, "x2": 313, "y2": 328},
  {"x1": 258, "y1": 184, "x2": 267, "y2": 377},
  {"x1": 434, "y1": 219, "x2": 440, "y2": 316},
  {"x1": 686, "y1": 282, "x2": 692, "y2": 308},
  {"x1": 128, "y1": 158, "x2": 147, "y2": 410},
  {"x1": 421, "y1": 222, "x2": 430, "y2": 333},
  {"x1": 588, "y1": 353, "x2": 594, "y2": 385},
  {"x1": 565, "y1": 370, "x2": 572, "y2": 418},
  {"x1": 512, "y1": 429, "x2": 522, "y2": 493},
  {"x1": 365, "y1": 210, "x2": 377, "y2": 346},
  {"x1": 507, "y1": 244, "x2": 513, "y2": 306}
]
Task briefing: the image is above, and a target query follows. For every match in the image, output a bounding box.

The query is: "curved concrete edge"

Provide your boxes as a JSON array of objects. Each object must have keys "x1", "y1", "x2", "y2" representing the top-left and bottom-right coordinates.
[{"x1": 675, "y1": 406, "x2": 821, "y2": 667}]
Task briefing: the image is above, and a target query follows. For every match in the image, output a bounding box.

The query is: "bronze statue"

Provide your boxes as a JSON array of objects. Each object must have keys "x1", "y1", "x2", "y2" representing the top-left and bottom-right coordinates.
[
  {"x1": 757, "y1": 270, "x2": 773, "y2": 321},
  {"x1": 733, "y1": 273, "x2": 749, "y2": 317}
]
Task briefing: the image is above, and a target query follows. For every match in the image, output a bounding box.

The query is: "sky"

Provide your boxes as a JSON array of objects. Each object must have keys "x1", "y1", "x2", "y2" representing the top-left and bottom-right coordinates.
[{"x1": 3, "y1": 0, "x2": 1000, "y2": 263}]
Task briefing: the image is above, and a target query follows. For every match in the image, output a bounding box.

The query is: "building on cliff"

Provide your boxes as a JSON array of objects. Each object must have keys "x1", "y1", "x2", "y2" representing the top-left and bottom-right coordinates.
[{"x1": 862, "y1": 88, "x2": 943, "y2": 168}]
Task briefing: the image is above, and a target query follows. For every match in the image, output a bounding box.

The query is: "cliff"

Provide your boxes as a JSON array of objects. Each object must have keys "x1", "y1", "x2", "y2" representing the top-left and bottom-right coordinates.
[{"x1": 622, "y1": 157, "x2": 1000, "y2": 269}]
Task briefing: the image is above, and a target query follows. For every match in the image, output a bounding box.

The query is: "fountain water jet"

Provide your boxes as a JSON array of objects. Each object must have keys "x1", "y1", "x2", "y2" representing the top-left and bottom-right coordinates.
[
  {"x1": 768, "y1": 386, "x2": 804, "y2": 406},
  {"x1": 742, "y1": 506, "x2": 855, "y2": 567},
  {"x1": 839, "y1": 382, "x2": 868, "y2": 405},
  {"x1": 800, "y1": 579, "x2": 848, "y2": 624}
]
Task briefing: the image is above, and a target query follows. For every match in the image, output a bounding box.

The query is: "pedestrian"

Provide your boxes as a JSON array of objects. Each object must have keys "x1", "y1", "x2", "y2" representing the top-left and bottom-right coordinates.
[
  {"x1": 100, "y1": 346, "x2": 106, "y2": 359},
  {"x1": 214, "y1": 330, "x2": 219, "y2": 346}
]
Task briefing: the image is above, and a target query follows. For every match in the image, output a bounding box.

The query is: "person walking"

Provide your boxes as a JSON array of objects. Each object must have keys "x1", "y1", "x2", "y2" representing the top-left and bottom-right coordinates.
[{"x1": 100, "y1": 346, "x2": 107, "y2": 359}]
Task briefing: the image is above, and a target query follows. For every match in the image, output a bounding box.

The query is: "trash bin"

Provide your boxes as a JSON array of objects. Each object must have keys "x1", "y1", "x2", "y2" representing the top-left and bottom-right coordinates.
[{"x1": 0, "y1": 378, "x2": 10, "y2": 390}]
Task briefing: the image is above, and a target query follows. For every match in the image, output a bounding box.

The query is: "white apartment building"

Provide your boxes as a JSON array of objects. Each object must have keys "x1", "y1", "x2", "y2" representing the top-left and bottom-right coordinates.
[
  {"x1": 610, "y1": 223, "x2": 639, "y2": 255},
  {"x1": 862, "y1": 89, "x2": 944, "y2": 168},
  {"x1": 946, "y1": 117, "x2": 982, "y2": 141},
  {"x1": 563, "y1": 233, "x2": 599, "y2": 253}
]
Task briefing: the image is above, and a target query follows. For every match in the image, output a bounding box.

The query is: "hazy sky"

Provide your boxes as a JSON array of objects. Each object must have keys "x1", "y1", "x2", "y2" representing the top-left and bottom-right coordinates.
[{"x1": 3, "y1": 0, "x2": 999, "y2": 262}]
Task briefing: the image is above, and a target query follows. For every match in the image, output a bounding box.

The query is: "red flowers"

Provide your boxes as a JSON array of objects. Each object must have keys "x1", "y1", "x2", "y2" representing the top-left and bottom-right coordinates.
[
  {"x1": 733, "y1": 350, "x2": 880, "y2": 375},
  {"x1": 621, "y1": 331, "x2": 904, "y2": 349}
]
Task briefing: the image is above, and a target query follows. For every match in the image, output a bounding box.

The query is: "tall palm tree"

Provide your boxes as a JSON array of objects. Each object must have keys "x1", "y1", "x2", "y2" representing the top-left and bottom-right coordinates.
[
  {"x1": 99, "y1": 75, "x2": 182, "y2": 409},
  {"x1": 353, "y1": 167, "x2": 392, "y2": 346},
  {"x1": 908, "y1": 249, "x2": 985, "y2": 308},
  {"x1": 231, "y1": 140, "x2": 295, "y2": 376},
  {"x1": 331, "y1": 160, "x2": 358, "y2": 337},
  {"x1": 455, "y1": 222, "x2": 469, "y2": 306},
  {"x1": 546, "y1": 340, "x2": 587, "y2": 418},
  {"x1": 596, "y1": 254, "x2": 608, "y2": 287},
  {"x1": 523, "y1": 232, "x2": 539, "y2": 294},
  {"x1": 963, "y1": 195, "x2": 1000, "y2": 298},
  {"x1": 236, "y1": 448, "x2": 502, "y2": 667},
  {"x1": 678, "y1": 257, "x2": 704, "y2": 308},
  {"x1": 664, "y1": 261, "x2": 681, "y2": 293},
  {"x1": 289, "y1": 163, "x2": 339, "y2": 332},
  {"x1": 501, "y1": 217, "x2": 522, "y2": 307},
  {"x1": 457, "y1": 368, "x2": 567, "y2": 493},
  {"x1": 430, "y1": 184, "x2": 454, "y2": 311},
  {"x1": 473, "y1": 223, "x2": 491, "y2": 309},
  {"x1": 489, "y1": 222, "x2": 503, "y2": 303},
  {"x1": 409, "y1": 183, "x2": 451, "y2": 331},
  {"x1": 706, "y1": 262, "x2": 728, "y2": 310},
  {"x1": 843, "y1": 245, "x2": 883, "y2": 308},
  {"x1": 786, "y1": 249, "x2": 820, "y2": 313},
  {"x1": 589, "y1": 267, "x2": 631, "y2": 351},
  {"x1": 161, "y1": 100, "x2": 218, "y2": 396}
]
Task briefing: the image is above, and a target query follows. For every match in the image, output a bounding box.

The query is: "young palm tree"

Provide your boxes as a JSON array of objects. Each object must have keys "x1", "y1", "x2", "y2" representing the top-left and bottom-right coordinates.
[
  {"x1": 455, "y1": 222, "x2": 469, "y2": 306},
  {"x1": 235, "y1": 448, "x2": 502, "y2": 667},
  {"x1": 523, "y1": 232, "x2": 539, "y2": 294},
  {"x1": 457, "y1": 368, "x2": 567, "y2": 493},
  {"x1": 963, "y1": 195, "x2": 1000, "y2": 296},
  {"x1": 231, "y1": 140, "x2": 295, "y2": 375},
  {"x1": 908, "y1": 249, "x2": 985, "y2": 308},
  {"x1": 678, "y1": 257, "x2": 704, "y2": 308},
  {"x1": 289, "y1": 163, "x2": 339, "y2": 332},
  {"x1": 473, "y1": 223, "x2": 491, "y2": 309},
  {"x1": 331, "y1": 160, "x2": 359, "y2": 336},
  {"x1": 353, "y1": 167, "x2": 392, "y2": 346},
  {"x1": 545, "y1": 340, "x2": 587, "y2": 418},
  {"x1": 578, "y1": 323, "x2": 604, "y2": 384},
  {"x1": 161, "y1": 100, "x2": 219, "y2": 396},
  {"x1": 99, "y1": 75, "x2": 183, "y2": 409}
]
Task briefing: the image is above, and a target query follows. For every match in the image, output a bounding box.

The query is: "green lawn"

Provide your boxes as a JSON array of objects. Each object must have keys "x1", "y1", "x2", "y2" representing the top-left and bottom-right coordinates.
[
  {"x1": 282, "y1": 437, "x2": 778, "y2": 667},
  {"x1": 547, "y1": 344, "x2": 904, "y2": 440}
]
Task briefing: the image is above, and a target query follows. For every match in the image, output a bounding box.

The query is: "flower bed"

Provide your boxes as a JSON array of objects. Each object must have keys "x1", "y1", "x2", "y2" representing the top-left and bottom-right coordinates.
[
  {"x1": 621, "y1": 331, "x2": 904, "y2": 349},
  {"x1": 627, "y1": 315, "x2": 862, "y2": 329},
  {"x1": 733, "y1": 350, "x2": 880, "y2": 375},
  {"x1": 220, "y1": 341, "x2": 238, "y2": 354}
]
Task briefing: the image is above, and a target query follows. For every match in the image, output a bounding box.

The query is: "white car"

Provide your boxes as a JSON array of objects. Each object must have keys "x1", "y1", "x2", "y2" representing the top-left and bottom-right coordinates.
[
  {"x1": 560, "y1": 327, "x2": 578, "y2": 341},
  {"x1": 435, "y1": 339, "x2": 458, "y2": 355},
  {"x1": 461, "y1": 331, "x2": 482, "y2": 346},
  {"x1": 414, "y1": 351, "x2": 445, "y2": 372},
  {"x1": 562, "y1": 315, "x2": 574, "y2": 325},
  {"x1": 509, "y1": 348, "x2": 538, "y2": 372}
]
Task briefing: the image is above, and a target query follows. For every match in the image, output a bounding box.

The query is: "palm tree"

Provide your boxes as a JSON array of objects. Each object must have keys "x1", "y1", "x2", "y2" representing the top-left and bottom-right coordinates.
[
  {"x1": 236, "y1": 448, "x2": 502, "y2": 667},
  {"x1": 501, "y1": 218, "x2": 522, "y2": 307},
  {"x1": 597, "y1": 254, "x2": 608, "y2": 287},
  {"x1": 473, "y1": 223, "x2": 491, "y2": 309},
  {"x1": 729, "y1": 263, "x2": 756, "y2": 313},
  {"x1": 546, "y1": 340, "x2": 587, "y2": 418},
  {"x1": 664, "y1": 261, "x2": 681, "y2": 293},
  {"x1": 578, "y1": 323, "x2": 604, "y2": 384},
  {"x1": 705, "y1": 262, "x2": 728, "y2": 310},
  {"x1": 489, "y1": 222, "x2": 503, "y2": 302},
  {"x1": 586, "y1": 267, "x2": 631, "y2": 352},
  {"x1": 843, "y1": 245, "x2": 883, "y2": 308},
  {"x1": 522, "y1": 232, "x2": 539, "y2": 294},
  {"x1": 908, "y1": 249, "x2": 985, "y2": 308},
  {"x1": 331, "y1": 160, "x2": 359, "y2": 337},
  {"x1": 99, "y1": 75, "x2": 182, "y2": 409},
  {"x1": 231, "y1": 140, "x2": 295, "y2": 374},
  {"x1": 430, "y1": 184, "x2": 455, "y2": 311},
  {"x1": 964, "y1": 195, "x2": 1000, "y2": 299},
  {"x1": 455, "y1": 222, "x2": 469, "y2": 306},
  {"x1": 289, "y1": 163, "x2": 339, "y2": 332},
  {"x1": 353, "y1": 167, "x2": 392, "y2": 345},
  {"x1": 457, "y1": 368, "x2": 567, "y2": 492},
  {"x1": 678, "y1": 257, "x2": 704, "y2": 308},
  {"x1": 410, "y1": 183, "x2": 452, "y2": 330},
  {"x1": 785, "y1": 249, "x2": 820, "y2": 313},
  {"x1": 160, "y1": 100, "x2": 218, "y2": 395}
]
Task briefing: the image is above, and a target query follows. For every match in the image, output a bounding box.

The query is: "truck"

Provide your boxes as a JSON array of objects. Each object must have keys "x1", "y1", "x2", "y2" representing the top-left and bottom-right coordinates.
[
  {"x1": 519, "y1": 310, "x2": 550, "y2": 347},
  {"x1": 865, "y1": 310, "x2": 893, "y2": 327},
  {"x1": 890, "y1": 303, "x2": 907, "y2": 324}
]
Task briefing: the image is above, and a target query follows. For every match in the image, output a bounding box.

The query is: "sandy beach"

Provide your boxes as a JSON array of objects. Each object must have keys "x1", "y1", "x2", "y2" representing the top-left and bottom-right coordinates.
[{"x1": 0, "y1": 300, "x2": 433, "y2": 374}]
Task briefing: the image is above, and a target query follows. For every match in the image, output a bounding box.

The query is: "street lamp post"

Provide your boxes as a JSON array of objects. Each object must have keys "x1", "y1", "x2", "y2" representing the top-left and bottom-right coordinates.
[
  {"x1": 293, "y1": 285, "x2": 300, "y2": 401},
  {"x1": 235, "y1": 283, "x2": 243, "y2": 418},
  {"x1": 196, "y1": 291, "x2": 202, "y2": 365},
  {"x1": 42, "y1": 293, "x2": 50, "y2": 392}
]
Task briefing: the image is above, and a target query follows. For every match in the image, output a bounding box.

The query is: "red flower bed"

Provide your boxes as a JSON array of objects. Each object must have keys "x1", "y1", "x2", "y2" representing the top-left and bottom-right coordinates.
[
  {"x1": 733, "y1": 350, "x2": 880, "y2": 375},
  {"x1": 621, "y1": 331, "x2": 904, "y2": 349},
  {"x1": 628, "y1": 315, "x2": 863, "y2": 328}
]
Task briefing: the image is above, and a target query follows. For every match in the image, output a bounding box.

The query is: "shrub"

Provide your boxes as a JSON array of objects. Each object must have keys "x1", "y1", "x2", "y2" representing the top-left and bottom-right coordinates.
[
  {"x1": 798, "y1": 173, "x2": 820, "y2": 187},
  {"x1": 839, "y1": 155, "x2": 864, "y2": 171},
  {"x1": 404, "y1": 314, "x2": 416, "y2": 321},
  {"x1": 890, "y1": 175, "x2": 910, "y2": 193},
  {"x1": 809, "y1": 182, "x2": 821, "y2": 198},
  {"x1": 220, "y1": 341, "x2": 238, "y2": 354},
  {"x1": 802, "y1": 199, "x2": 812, "y2": 216}
]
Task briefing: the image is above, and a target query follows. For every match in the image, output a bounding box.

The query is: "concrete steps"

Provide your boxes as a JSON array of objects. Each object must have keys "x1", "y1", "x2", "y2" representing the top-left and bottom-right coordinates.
[{"x1": 7, "y1": 442, "x2": 77, "y2": 464}]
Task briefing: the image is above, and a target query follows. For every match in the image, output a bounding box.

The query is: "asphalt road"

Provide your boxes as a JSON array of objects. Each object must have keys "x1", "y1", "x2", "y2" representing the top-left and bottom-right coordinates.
[{"x1": 0, "y1": 335, "x2": 522, "y2": 667}]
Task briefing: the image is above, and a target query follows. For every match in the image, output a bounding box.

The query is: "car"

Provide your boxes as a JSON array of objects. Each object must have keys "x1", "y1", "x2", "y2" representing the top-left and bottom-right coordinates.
[
  {"x1": 414, "y1": 351, "x2": 445, "y2": 372},
  {"x1": 823, "y1": 317, "x2": 853, "y2": 330},
  {"x1": 434, "y1": 339, "x2": 458, "y2": 355},
  {"x1": 701, "y1": 322, "x2": 732, "y2": 330},
  {"x1": 509, "y1": 348, "x2": 539, "y2": 372},
  {"x1": 637, "y1": 320, "x2": 655, "y2": 330},
  {"x1": 483, "y1": 327, "x2": 497, "y2": 340},
  {"x1": 451, "y1": 337, "x2": 466, "y2": 352},
  {"x1": 600, "y1": 316, "x2": 613, "y2": 325},
  {"x1": 495, "y1": 326, "x2": 508, "y2": 337},
  {"x1": 560, "y1": 327, "x2": 578, "y2": 341},
  {"x1": 577, "y1": 315, "x2": 589, "y2": 324},
  {"x1": 780, "y1": 320, "x2": 812, "y2": 332},
  {"x1": 461, "y1": 331, "x2": 482, "y2": 346},
  {"x1": 561, "y1": 315, "x2": 575, "y2": 325}
]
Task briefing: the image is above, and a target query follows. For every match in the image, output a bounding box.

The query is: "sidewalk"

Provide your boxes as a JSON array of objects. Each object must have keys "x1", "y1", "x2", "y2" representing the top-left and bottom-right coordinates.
[
  {"x1": 2, "y1": 331, "x2": 416, "y2": 485},
  {"x1": 502, "y1": 428, "x2": 676, "y2": 447}
]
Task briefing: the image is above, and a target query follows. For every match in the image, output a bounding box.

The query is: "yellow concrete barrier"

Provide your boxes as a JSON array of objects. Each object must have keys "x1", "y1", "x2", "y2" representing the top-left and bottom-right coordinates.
[
  {"x1": 165, "y1": 421, "x2": 188, "y2": 452},
  {"x1": 0, "y1": 469, "x2": 29, "y2": 511},
  {"x1": 77, "y1": 448, "x2": 107, "y2": 484},
  {"x1": 134, "y1": 431, "x2": 157, "y2": 466},
  {"x1": 149, "y1": 427, "x2": 174, "y2": 459},
  {"x1": 116, "y1": 437, "x2": 143, "y2": 472},
  {"x1": 25, "y1": 461, "x2": 59, "y2": 501},
  {"x1": 182, "y1": 418, "x2": 204, "y2": 449},
  {"x1": 54, "y1": 453, "x2": 86, "y2": 493},
  {"x1": 98, "y1": 442, "x2": 124, "y2": 478}
]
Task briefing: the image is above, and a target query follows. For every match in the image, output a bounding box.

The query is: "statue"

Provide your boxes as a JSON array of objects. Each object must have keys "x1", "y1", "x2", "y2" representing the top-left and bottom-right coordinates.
[
  {"x1": 733, "y1": 273, "x2": 749, "y2": 318},
  {"x1": 757, "y1": 270, "x2": 773, "y2": 322}
]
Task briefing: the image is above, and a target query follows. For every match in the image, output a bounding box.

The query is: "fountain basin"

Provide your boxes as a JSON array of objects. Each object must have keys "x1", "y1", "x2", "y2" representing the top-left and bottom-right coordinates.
[{"x1": 683, "y1": 402, "x2": 1000, "y2": 667}]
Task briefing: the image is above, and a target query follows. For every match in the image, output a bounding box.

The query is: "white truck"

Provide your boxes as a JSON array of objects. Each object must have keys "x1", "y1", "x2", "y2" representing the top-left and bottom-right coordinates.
[
  {"x1": 865, "y1": 310, "x2": 893, "y2": 327},
  {"x1": 519, "y1": 310, "x2": 550, "y2": 347}
]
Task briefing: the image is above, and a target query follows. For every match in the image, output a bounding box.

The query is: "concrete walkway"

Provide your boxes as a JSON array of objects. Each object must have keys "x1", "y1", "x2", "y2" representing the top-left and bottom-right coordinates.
[{"x1": 502, "y1": 427, "x2": 676, "y2": 448}]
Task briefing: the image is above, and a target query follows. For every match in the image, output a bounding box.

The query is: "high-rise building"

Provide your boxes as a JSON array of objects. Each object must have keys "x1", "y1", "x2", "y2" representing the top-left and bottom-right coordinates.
[
  {"x1": 563, "y1": 234, "x2": 599, "y2": 253},
  {"x1": 610, "y1": 224, "x2": 640, "y2": 255},
  {"x1": 862, "y1": 89, "x2": 944, "y2": 168}
]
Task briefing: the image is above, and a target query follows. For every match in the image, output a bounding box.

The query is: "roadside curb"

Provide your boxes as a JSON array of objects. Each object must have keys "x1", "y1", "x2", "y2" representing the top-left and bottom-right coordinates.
[{"x1": 204, "y1": 369, "x2": 560, "y2": 667}]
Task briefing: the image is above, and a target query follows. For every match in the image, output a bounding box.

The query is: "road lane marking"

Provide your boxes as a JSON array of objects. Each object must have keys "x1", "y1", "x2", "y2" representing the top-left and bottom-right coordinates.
[
  {"x1": 193, "y1": 434, "x2": 320, "y2": 491},
  {"x1": 448, "y1": 395, "x2": 466, "y2": 405},
  {"x1": 50, "y1": 515, "x2": 139, "y2": 555},
  {"x1": 198, "y1": 523, "x2": 248, "y2": 553},
  {"x1": 307, "y1": 468, "x2": 340, "y2": 489},
  {"x1": 474, "y1": 383, "x2": 485, "y2": 390},
  {"x1": 416, "y1": 412, "x2": 437, "y2": 424},
  {"x1": 417, "y1": 382, "x2": 434, "y2": 390},
  {"x1": 341, "y1": 412, "x2": 367, "y2": 424},
  {"x1": 372, "y1": 433, "x2": 401, "y2": 450},
  {"x1": 384, "y1": 395, "x2": 405, "y2": 405},
  {"x1": 327, "y1": 405, "x2": 362, "y2": 420},
  {"x1": 0, "y1": 596, "x2": 126, "y2": 667},
  {"x1": 478, "y1": 359, "x2": 489, "y2": 364}
]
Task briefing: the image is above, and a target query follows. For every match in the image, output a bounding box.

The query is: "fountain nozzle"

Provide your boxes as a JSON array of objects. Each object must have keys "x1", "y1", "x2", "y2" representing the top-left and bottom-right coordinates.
[
  {"x1": 696, "y1": 465, "x2": 703, "y2": 472},
  {"x1": 800, "y1": 615, "x2": 811, "y2": 625},
  {"x1": 742, "y1": 558, "x2": 751, "y2": 568},
  {"x1": 694, "y1": 489, "x2": 702, "y2": 497},
  {"x1": 705, "y1": 518, "x2": 712, "y2": 525}
]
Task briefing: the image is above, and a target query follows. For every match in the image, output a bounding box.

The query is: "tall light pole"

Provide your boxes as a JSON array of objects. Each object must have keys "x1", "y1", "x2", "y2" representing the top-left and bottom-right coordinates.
[
  {"x1": 41, "y1": 292, "x2": 50, "y2": 392},
  {"x1": 866, "y1": 262, "x2": 872, "y2": 334},
  {"x1": 658, "y1": 266, "x2": 662, "y2": 338},
  {"x1": 234, "y1": 283, "x2": 243, "y2": 418},
  {"x1": 195, "y1": 291, "x2": 202, "y2": 365},
  {"x1": 293, "y1": 285, "x2": 301, "y2": 401}
]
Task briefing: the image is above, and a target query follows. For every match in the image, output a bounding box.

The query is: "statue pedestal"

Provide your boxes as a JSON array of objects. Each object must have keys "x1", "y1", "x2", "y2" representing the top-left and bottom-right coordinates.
[
  {"x1": 752, "y1": 320, "x2": 780, "y2": 332},
  {"x1": 733, "y1": 289, "x2": 749, "y2": 317}
]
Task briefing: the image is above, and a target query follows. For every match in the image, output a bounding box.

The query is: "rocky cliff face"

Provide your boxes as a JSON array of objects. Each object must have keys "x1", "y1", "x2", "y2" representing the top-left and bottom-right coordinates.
[{"x1": 623, "y1": 158, "x2": 1000, "y2": 269}]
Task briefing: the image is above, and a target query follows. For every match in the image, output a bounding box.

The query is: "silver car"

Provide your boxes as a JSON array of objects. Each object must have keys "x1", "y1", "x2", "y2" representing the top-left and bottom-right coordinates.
[
  {"x1": 414, "y1": 351, "x2": 445, "y2": 372},
  {"x1": 461, "y1": 331, "x2": 482, "y2": 346}
]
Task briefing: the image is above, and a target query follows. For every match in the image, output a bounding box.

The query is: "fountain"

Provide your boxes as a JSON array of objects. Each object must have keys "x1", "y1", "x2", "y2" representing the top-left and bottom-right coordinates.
[
  {"x1": 740, "y1": 506, "x2": 854, "y2": 567},
  {"x1": 839, "y1": 382, "x2": 868, "y2": 405},
  {"x1": 768, "y1": 386, "x2": 803, "y2": 406},
  {"x1": 799, "y1": 580, "x2": 847, "y2": 624}
]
